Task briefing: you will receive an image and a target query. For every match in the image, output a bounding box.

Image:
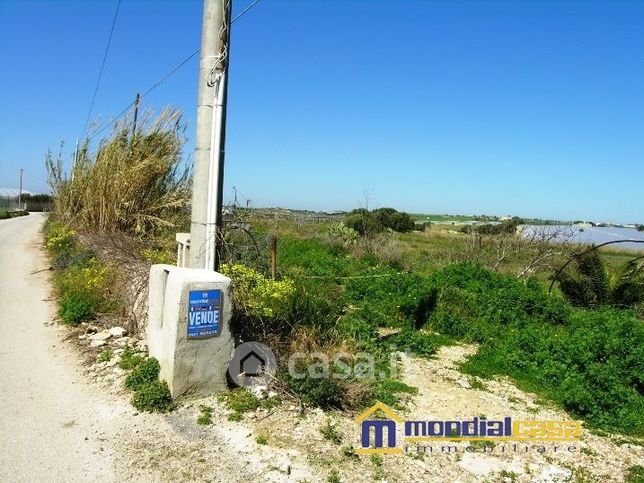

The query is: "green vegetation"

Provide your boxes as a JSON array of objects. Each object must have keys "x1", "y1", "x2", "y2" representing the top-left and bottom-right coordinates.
[
  {"x1": 44, "y1": 221, "x2": 119, "y2": 324},
  {"x1": 556, "y1": 251, "x2": 643, "y2": 308},
  {"x1": 422, "y1": 263, "x2": 643, "y2": 436},
  {"x1": 131, "y1": 380, "x2": 173, "y2": 413},
  {"x1": 97, "y1": 349, "x2": 113, "y2": 362},
  {"x1": 197, "y1": 405, "x2": 214, "y2": 426},
  {"x1": 626, "y1": 465, "x2": 644, "y2": 483},
  {"x1": 255, "y1": 434, "x2": 268, "y2": 445},
  {"x1": 119, "y1": 346, "x2": 145, "y2": 370},
  {"x1": 217, "y1": 388, "x2": 280, "y2": 421},
  {"x1": 120, "y1": 356, "x2": 173, "y2": 413},
  {"x1": 124, "y1": 357, "x2": 161, "y2": 391},
  {"x1": 320, "y1": 420, "x2": 342, "y2": 445},
  {"x1": 221, "y1": 215, "x2": 644, "y2": 436},
  {"x1": 327, "y1": 469, "x2": 341, "y2": 483},
  {"x1": 345, "y1": 207, "x2": 416, "y2": 235},
  {"x1": 340, "y1": 445, "x2": 358, "y2": 459},
  {"x1": 140, "y1": 248, "x2": 175, "y2": 265},
  {"x1": 468, "y1": 440, "x2": 496, "y2": 450},
  {"x1": 0, "y1": 209, "x2": 28, "y2": 219}
]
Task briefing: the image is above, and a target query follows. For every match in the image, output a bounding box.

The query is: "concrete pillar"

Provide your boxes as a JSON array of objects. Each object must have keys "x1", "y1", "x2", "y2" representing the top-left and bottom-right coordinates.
[{"x1": 147, "y1": 265, "x2": 233, "y2": 398}]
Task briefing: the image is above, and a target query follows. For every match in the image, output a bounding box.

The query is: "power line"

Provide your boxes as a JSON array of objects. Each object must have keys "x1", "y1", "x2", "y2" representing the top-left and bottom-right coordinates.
[
  {"x1": 232, "y1": 0, "x2": 261, "y2": 24},
  {"x1": 81, "y1": 0, "x2": 122, "y2": 139},
  {"x1": 142, "y1": 49, "x2": 200, "y2": 98},
  {"x1": 86, "y1": 0, "x2": 262, "y2": 141}
]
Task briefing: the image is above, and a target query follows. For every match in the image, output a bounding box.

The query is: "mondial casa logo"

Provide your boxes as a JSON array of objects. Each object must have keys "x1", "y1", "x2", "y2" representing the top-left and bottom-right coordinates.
[{"x1": 356, "y1": 402, "x2": 582, "y2": 455}]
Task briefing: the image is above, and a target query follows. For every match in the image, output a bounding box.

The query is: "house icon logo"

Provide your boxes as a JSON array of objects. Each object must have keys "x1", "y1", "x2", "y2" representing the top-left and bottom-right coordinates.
[
  {"x1": 228, "y1": 341, "x2": 276, "y2": 386},
  {"x1": 356, "y1": 402, "x2": 403, "y2": 454},
  {"x1": 240, "y1": 350, "x2": 266, "y2": 377}
]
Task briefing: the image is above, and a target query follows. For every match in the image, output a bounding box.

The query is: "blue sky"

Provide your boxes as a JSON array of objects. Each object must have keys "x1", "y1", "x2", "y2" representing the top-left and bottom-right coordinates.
[{"x1": 0, "y1": 0, "x2": 642, "y2": 223}]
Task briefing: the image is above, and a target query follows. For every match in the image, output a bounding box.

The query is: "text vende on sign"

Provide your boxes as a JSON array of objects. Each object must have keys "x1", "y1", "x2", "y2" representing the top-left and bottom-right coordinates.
[{"x1": 187, "y1": 289, "x2": 222, "y2": 339}]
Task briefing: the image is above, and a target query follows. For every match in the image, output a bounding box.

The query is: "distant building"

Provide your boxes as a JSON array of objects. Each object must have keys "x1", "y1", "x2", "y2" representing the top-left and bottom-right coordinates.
[{"x1": 0, "y1": 187, "x2": 30, "y2": 210}]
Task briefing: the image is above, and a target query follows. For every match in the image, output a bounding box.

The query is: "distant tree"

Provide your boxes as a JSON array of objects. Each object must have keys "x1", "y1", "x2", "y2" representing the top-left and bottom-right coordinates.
[
  {"x1": 22, "y1": 193, "x2": 53, "y2": 203},
  {"x1": 344, "y1": 207, "x2": 415, "y2": 235},
  {"x1": 372, "y1": 207, "x2": 415, "y2": 233},
  {"x1": 344, "y1": 209, "x2": 384, "y2": 236}
]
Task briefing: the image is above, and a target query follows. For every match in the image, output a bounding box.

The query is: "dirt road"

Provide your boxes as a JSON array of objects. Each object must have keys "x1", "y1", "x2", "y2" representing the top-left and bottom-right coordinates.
[
  {"x1": 0, "y1": 214, "x2": 118, "y2": 482},
  {"x1": 0, "y1": 214, "x2": 301, "y2": 482}
]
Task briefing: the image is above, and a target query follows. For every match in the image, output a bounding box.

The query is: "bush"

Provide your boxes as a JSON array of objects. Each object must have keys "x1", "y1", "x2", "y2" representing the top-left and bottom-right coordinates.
[
  {"x1": 53, "y1": 258, "x2": 116, "y2": 324},
  {"x1": 131, "y1": 381, "x2": 173, "y2": 413},
  {"x1": 45, "y1": 222, "x2": 77, "y2": 254},
  {"x1": 58, "y1": 293, "x2": 96, "y2": 325},
  {"x1": 0, "y1": 210, "x2": 28, "y2": 219},
  {"x1": 372, "y1": 208, "x2": 415, "y2": 233},
  {"x1": 425, "y1": 262, "x2": 644, "y2": 436},
  {"x1": 221, "y1": 263, "x2": 295, "y2": 318},
  {"x1": 283, "y1": 371, "x2": 348, "y2": 408},
  {"x1": 344, "y1": 207, "x2": 415, "y2": 236},
  {"x1": 327, "y1": 223, "x2": 358, "y2": 246},
  {"x1": 125, "y1": 358, "x2": 160, "y2": 391}
]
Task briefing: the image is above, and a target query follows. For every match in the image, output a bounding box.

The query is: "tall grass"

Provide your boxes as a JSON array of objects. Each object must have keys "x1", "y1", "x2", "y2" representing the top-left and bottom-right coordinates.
[{"x1": 46, "y1": 109, "x2": 191, "y2": 237}]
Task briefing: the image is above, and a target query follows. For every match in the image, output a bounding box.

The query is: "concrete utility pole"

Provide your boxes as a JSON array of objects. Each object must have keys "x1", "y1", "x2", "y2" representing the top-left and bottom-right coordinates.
[
  {"x1": 189, "y1": 0, "x2": 232, "y2": 271},
  {"x1": 131, "y1": 92, "x2": 141, "y2": 139},
  {"x1": 18, "y1": 169, "x2": 23, "y2": 208}
]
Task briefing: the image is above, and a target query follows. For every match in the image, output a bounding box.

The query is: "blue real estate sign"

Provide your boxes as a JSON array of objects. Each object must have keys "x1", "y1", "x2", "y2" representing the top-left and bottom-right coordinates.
[{"x1": 187, "y1": 289, "x2": 222, "y2": 339}]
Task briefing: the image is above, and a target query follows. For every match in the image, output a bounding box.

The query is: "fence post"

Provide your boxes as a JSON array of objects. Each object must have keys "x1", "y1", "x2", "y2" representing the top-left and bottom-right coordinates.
[{"x1": 271, "y1": 236, "x2": 277, "y2": 280}]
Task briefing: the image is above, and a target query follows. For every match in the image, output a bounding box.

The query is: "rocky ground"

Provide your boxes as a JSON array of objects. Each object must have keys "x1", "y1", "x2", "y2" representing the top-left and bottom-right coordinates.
[{"x1": 75, "y1": 323, "x2": 643, "y2": 482}]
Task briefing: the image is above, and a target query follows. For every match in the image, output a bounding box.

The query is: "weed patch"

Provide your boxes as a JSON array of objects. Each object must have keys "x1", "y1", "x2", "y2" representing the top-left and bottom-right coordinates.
[
  {"x1": 131, "y1": 380, "x2": 173, "y2": 413},
  {"x1": 218, "y1": 388, "x2": 280, "y2": 420},
  {"x1": 197, "y1": 406, "x2": 213, "y2": 426},
  {"x1": 125, "y1": 358, "x2": 160, "y2": 391}
]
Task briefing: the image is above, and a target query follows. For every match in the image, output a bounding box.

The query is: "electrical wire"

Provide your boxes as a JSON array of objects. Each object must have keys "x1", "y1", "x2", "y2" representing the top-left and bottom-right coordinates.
[
  {"x1": 81, "y1": 0, "x2": 122, "y2": 139},
  {"x1": 232, "y1": 0, "x2": 261, "y2": 23},
  {"x1": 86, "y1": 0, "x2": 262, "y2": 141}
]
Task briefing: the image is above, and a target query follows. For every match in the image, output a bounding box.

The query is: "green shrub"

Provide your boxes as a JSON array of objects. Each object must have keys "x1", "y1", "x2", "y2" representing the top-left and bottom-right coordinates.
[
  {"x1": 45, "y1": 222, "x2": 77, "y2": 254},
  {"x1": 125, "y1": 358, "x2": 160, "y2": 391},
  {"x1": 53, "y1": 257, "x2": 117, "y2": 324},
  {"x1": 283, "y1": 371, "x2": 346, "y2": 408},
  {"x1": 119, "y1": 346, "x2": 144, "y2": 370},
  {"x1": 344, "y1": 208, "x2": 415, "y2": 235},
  {"x1": 327, "y1": 223, "x2": 358, "y2": 246},
  {"x1": 0, "y1": 209, "x2": 29, "y2": 219},
  {"x1": 327, "y1": 469, "x2": 341, "y2": 483},
  {"x1": 131, "y1": 381, "x2": 173, "y2": 413},
  {"x1": 220, "y1": 263, "x2": 295, "y2": 318},
  {"x1": 58, "y1": 293, "x2": 96, "y2": 324},
  {"x1": 425, "y1": 262, "x2": 644, "y2": 436},
  {"x1": 387, "y1": 330, "x2": 436, "y2": 356},
  {"x1": 556, "y1": 252, "x2": 643, "y2": 308}
]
